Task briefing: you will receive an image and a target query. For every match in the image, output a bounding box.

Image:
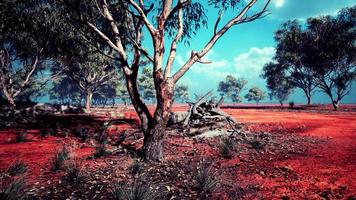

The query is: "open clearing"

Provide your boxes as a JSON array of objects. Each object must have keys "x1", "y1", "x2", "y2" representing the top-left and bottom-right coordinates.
[{"x1": 0, "y1": 106, "x2": 355, "y2": 199}]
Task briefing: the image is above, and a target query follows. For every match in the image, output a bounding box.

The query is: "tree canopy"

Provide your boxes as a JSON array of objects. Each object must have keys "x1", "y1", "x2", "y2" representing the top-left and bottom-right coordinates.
[{"x1": 218, "y1": 75, "x2": 247, "y2": 103}]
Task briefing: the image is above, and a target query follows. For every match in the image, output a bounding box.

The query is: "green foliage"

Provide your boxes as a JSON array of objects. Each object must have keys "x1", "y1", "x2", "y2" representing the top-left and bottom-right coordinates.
[
  {"x1": 195, "y1": 165, "x2": 218, "y2": 196},
  {"x1": 272, "y1": 6, "x2": 356, "y2": 108},
  {"x1": 7, "y1": 161, "x2": 27, "y2": 176},
  {"x1": 111, "y1": 181, "x2": 166, "y2": 200},
  {"x1": 262, "y1": 62, "x2": 294, "y2": 106},
  {"x1": 174, "y1": 84, "x2": 190, "y2": 103},
  {"x1": 138, "y1": 68, "x2": 156, "y2": 103},
  {"x1": 218, "y1": 75, "x2": 247, "y2": 103},
  {"x1": 245, "y1": 87, "x2": 266, "y2": 104},
  {"x1": 51, "y1": 147, "x2": 70, "y2": 171}
]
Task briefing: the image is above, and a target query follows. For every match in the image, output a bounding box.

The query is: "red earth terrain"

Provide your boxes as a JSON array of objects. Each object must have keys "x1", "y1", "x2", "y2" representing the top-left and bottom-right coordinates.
[{"x1": 0, "y1": 105, "x2": 355, "y2": 199}]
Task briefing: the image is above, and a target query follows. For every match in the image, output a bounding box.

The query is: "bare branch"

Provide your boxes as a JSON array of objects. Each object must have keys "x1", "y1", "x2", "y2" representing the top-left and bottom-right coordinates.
[
  {"x1": 126, "y1": 0, "x2": 157, "y2": 35},
  {"x1": 172, "y1": 0, "x2": 271, "y2": 83},
  {"x1": 214, "y1": 10, "x2": 224, "y2": 35}
]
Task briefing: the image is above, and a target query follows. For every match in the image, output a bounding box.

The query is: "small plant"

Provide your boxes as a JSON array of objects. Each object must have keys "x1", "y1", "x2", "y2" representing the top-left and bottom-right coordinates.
[
  {"x1": 111, "y1": 181, "x2": 166, "y2": 200},
  {"x1": 195, "y1": 165, "x2": 218, "y2": 196},
  {"x1": 51, "y1": 147, "x2": 70, "y2": 171},
  {"x1": 129, "y1": 161, "x2": 142, "y2": 175},
  {"x1": 16, "y1": 131, "x2": 28, "y2": 143},
  {"x1": 218, "y1": 136, "x2": 236, "y2": 159},
  {"x1": 249, "y1": 135, "x2": 266, "y2": 149},
  {"x1": 289, "y1": 101, "x2": 295, "y2": 108},
  {"x1": 63, "y1": 161, "x2": 83, "y2": 184},
  {"x1": 7, "y1": 161, "x2": 27, "y2": 176},
  {"x1": 94, "y1": 131, "x2": 110, "y2": 158},
  {"x1": 74, "y1": 128, "x2": 90, "y2": 141},
  {"x1": 0, "y1": 177, "x2": 26, "y2": 200}
]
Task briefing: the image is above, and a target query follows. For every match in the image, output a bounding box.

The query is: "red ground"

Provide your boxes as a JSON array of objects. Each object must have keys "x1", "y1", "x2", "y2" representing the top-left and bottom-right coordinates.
[{"x1": 0, "y1": 106, "x2": 355, "y2": 199}]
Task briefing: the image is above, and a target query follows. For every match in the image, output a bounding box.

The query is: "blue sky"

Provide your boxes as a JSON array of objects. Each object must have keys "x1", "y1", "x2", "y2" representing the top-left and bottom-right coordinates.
[{"x1": 166, "y1": 0, "x2": 356, "y2": 104}]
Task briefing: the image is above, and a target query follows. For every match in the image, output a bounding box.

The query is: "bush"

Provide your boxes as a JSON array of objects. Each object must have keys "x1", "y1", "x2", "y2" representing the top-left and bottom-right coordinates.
[
  {"x1": 94, "y1": 132, "x2": 110, "y2": 158},
  {"x1": 129, "y1": 161, "x2": 142, "y2": 175},
  {"x1": 74, "y1": 128, "x2": 90, "y2": 141},
  {"x1": 51, "y1": 147, "x2": 70, "y2": 171},
  {"x1": 0, "y1": 177, "x2": 26, "y2": 200},
  {"x1": 249, "y1": 135, "x2": 267, "y2": 150},
  {"x1": 63, "y1": 161, "x2": 83, "y2": 184},
  {"x1": 218, "y1": 136, "x2": 236, "y2": 159},
  {"x1": 16, "y1": 131, "x2": 28, "y2": 143},
  {"x1": 111, "y1": 181, "x2": 166, "y2": 200},
  {"x1": 195, "y1": 165, "x2": 218, "y2": 196},
  {"x1": 7, "y1": 161, "x2": 27, "y2": 176},
  {"x1": 288, "y1": 101, "x2": 295, "y2": 108}
]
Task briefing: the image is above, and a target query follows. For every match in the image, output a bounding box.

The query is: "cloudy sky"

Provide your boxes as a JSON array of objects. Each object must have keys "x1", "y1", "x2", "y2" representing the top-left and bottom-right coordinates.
[{"x1": 166, "y1": 0, "x2": 355, "y2": 104}]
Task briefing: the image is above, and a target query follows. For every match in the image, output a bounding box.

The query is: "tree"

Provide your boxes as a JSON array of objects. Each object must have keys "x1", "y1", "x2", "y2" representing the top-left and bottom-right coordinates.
[
  {"x1": 262, "y1": 62, "x2": 294, "y2": 106},
  {"x1": 59, "y1": 54, "x2": 118, "y2": 111},
  {"x1": 273, "y1": 7, "x2": 355, "y2": 110},
  {"x1": 245, "y1": 87, "x2": 266, "y2": 105},
  {"x1": 49, "y1": 76, "x2": 83, "y2": 105},
  {"x1": 138, "y1": 68, "x2": 156, "y2": 103},
  {"x1": 174, "y1": 85, "x2": 190, "y2": 103},
  {"x1": 56, "y1": 0, "x2": 272, "y2": 161},
  {"x1": 272, "y1": 20, "x2": 316, "y2": 105},
  {"x1": 218, "y1": 75, "x2": 247, "y2": 104},
  {"x1": 0, "y1": 1, "x2": 48, "y2": 107},
  {"x1": 303, "y1": 7, "x2": 356, "y2": 110}
]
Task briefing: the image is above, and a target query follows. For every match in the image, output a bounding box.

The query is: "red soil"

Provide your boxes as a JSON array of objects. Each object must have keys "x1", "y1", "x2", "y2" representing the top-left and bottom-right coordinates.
[
  {"x1": 225, "y1": 109, "x2": 356, "y2": 198},
  {"x1": 0, "y1": 106, "x2": 355, "y2": 199}
]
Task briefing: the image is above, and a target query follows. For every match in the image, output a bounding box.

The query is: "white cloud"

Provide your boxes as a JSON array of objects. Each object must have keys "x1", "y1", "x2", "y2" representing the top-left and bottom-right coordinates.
[
  {"x1": 274, "y1": 0, "x2": 285, "y2": 8},
  {"x1": 233, "y1": 47, "x2": 275, "y2": 77}
]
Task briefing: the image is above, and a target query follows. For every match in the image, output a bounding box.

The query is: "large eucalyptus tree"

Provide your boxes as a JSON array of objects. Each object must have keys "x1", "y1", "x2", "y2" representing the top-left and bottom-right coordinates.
[{"x1": 55, "y1": 0, "x2": 271, "y2": 161}]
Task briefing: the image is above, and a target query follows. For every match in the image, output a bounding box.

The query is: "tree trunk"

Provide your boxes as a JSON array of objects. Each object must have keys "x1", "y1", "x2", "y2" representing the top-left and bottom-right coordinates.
[
  {"x1": 306, "y1": 95, "x2": 312, "y2": 105},
  {"x1": 332, "y1": 100, "x2": 339, "y2": 111},
  {"x1": 3, "y1": 89, "x2": 15, "y2": 107},
  {"x1": 85, "y1": 91, "x2": 93, "y2": 111}
]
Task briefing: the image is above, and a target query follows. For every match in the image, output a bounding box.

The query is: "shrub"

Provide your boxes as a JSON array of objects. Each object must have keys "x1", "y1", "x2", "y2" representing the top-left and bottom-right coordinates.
[
  {"x1": 16, "y1": 131, "x2": 28, "y2": 143},
  {"x1": 0, "y1": 177, "x2": 26, "y2": 200},
  {"x1": 218, "y1": 136, "x2": 236, "y2": 159},
  {"x1": 129, "y1": 161, "x2": 141, "y2": 175},
  {"x1": 7, "y1": 161, "x2": 27, "y2": 176},
  {"x1": 63, "y1": 161, "x2": 83, "y2": 184},
  {"x1": 249, "y1": 136, "x2": 266, "y2": 150},
  {"x1": 74, "y1": 128, "x2": 90, "y2": 141},
  {"x1": 111, "y1": 181, "x2": 166, "y2": 200},
  {"x1": 288, "y1": 101, "x2": 295, "y2": 108},
  {"x1": 51, "y1": 147, "x2": 70, "y2": 171},
  {"x1": 195, "y1": 165, "x2": 218, "y2": 196},
  {"x1": 94, "y1": 132, "x2": 110, "y2": 158}
]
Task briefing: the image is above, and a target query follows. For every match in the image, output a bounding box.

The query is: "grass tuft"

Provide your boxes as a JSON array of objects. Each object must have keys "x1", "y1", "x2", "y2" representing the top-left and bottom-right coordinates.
[
  {"x1": 51, "y1": 146, "x2": 70, "y2": 171},
  {"x1": 7, "y1": 161, "x2": 27, "y2": 176},
  {"x1": 16, "y1": 131, "x2": 28, "y2": 143},
  {"x1": 111, "y1": 181, "x2": 166, "y2": 200},
  {"x1": 195, "y1": 165, "x2": 218, "y2": 196},
  {"x1": 63, "y1": 161, "x2": 84, "y2": 184},
  {"x1": 0, "y1": 176, "x2": 26, "y2": 200},
  {"x1": 218, "y1": 136, "x2": 236, "y2": 159}
]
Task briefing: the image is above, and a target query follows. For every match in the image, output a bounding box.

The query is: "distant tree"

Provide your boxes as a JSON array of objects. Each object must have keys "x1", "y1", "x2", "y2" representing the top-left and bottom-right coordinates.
[
  {"x1": 272, "y1": 20, "x2": 316, "y2": 105},
  {"x1": 273, "y1": 7, "x2": 355, "y2": 110},
  {"x1": 138, "y1": 68, "x2": 156, "y2": 103},
  {"x1": 174, "y1": 85, "x2": 190, "y2": 103},
  {"x1": 218, "y1": 75, "x2": 247, "y2": 104},
  {"x1": 49, "y1": 76, "x2": 83, "y2": 105},
  {"x1": 262, "y1": 62, "x2": 294, "y2": 106},
  {"x1": 58, "y1": 54, "x2": 118, "y2": 111},
  {"x1": 245, "y1": 87, "x2": 266, "y2": 105},
  {"x1": 303, "y1": 7, "x2": 356, "y2": 110}
]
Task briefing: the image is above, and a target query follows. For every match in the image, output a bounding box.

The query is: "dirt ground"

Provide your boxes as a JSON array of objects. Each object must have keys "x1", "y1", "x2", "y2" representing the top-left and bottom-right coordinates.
[{"x1": 0, "y1": 105, "x2": 355, "y2": 199}]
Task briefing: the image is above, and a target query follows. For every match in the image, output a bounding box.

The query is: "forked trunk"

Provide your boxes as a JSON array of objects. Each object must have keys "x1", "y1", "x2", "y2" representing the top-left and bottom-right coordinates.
[
  {"x1": 332, "y1": 100, "x2": 339, "y2": 111},
  {"x1": 306, "y1": 95, "x2": 312, "y2": 105}
]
